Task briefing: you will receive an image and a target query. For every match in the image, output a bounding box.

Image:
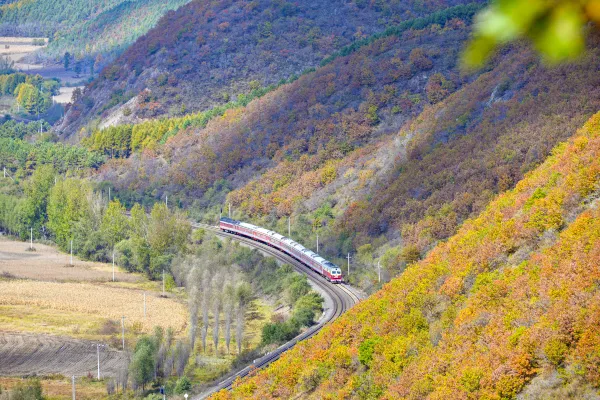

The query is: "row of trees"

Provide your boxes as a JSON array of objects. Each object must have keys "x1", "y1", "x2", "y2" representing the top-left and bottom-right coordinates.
[
  {"x1": 0, "y1": 163, "x2": 189, "y2": 278},
  {"x1": 82, "y1": 80, "x2": 290, "y2": 157},
  {"x1": 0, "y1": 137, "x2": 104, "y2": 176}
]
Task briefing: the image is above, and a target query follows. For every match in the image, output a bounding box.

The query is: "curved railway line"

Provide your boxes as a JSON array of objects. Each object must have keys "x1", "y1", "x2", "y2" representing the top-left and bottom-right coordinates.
[{"x1": 191, "y1": 222, "x2": 363, "y2": 399}]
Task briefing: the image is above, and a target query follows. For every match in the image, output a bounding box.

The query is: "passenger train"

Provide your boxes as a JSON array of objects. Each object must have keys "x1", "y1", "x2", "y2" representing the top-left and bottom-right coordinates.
[{"x1": 219, "y1": 217, "x2": 343, "y2": 283}]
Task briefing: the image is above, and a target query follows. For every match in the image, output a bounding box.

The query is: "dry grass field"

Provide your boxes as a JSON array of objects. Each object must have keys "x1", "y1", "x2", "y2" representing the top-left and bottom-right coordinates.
[
  {"x1": 0, "y1": 36, "x2": 46, "y2": 64},
  {"x1": 0, "y1": 376, "x2": 108, "y2": 400},
  {"x1": 0, "y1": 237, "x2": 188, "y2": 381},
  {"x1": 0, "y1": 239, "x2": 140, "y2": 282},
  {"x1": 0, "y1": 281, "x2": 187, "y2": 337},
  {"x1": 52, "y1": 86, "x2": 83, "y2": 104}
]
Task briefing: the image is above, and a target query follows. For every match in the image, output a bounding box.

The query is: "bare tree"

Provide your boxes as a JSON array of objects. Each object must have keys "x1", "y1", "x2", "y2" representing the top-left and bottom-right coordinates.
[
  {"x1": 188, "y1": 287, "x2": 199, "y2": 349},
  {"x1": 212, "y1": 273, "x2": 224, "y2": 355},
  {"x1": 201, "y1": 269, "x2": 212, "y2": 352},
  {"x1": 224, "y1": 282, "x2": 235, "y2": 354},
  {"x1": 117, "y1": 365, "x2": 128, "y2": 393},
  {"x1": 235, "y1": 282, "x2": 252, "y2": 354},
  {"x1": 174, "y1": 340, "x2": 190, "y2": 377}
]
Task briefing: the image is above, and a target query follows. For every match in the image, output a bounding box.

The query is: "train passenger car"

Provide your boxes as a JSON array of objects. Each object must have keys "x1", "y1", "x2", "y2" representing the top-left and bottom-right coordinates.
[{"x1": 219, "y1": 217, "x2": 342, "y2": 283}]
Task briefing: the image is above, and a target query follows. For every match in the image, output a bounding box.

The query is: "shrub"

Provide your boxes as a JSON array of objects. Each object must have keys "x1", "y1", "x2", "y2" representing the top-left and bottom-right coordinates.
[
  {"x1": 174, "y1": 376, "x2": 191, "y2": 394},
  {"x1": 460, "y1": 367, "x2": 483, "y2": 392},
  {"x1": 358, "y1": 337, "x2": 381, "y2": 367},
  {"x1": 545, "y1": 338, "x2": 568, "y2": 366}
]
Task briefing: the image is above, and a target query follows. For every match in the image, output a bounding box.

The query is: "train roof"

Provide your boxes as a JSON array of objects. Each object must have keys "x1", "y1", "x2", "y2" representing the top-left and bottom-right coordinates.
[
  {"x1": 240, "y1": 222, "x2": 259, "y2": 230},
  {"x1": 222, "y1": 217, "x2": 342, "y2": 274}
]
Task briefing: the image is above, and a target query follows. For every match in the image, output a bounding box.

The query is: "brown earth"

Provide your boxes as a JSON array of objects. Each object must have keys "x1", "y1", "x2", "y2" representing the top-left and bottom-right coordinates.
[{"x1": 0, "y1": 332, "x2": 127, "y2": 377}]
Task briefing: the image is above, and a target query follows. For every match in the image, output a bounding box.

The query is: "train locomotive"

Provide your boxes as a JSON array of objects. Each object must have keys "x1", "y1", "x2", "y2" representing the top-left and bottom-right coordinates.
[{"x1": 219, "y1": 217, "x2": 343, "y2": 283}]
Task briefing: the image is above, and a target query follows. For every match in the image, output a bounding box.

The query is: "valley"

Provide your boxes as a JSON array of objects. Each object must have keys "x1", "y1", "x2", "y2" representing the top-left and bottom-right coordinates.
[{"x1": 0, "y1": 0, "x2": 599, "y2": 399}]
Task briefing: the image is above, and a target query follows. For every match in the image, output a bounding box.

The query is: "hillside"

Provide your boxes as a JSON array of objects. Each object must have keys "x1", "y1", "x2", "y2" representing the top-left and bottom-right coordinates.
[
  {"x1": 0, "y1": 0, "x2": 192, "y2": 58},
  {"x1": 81, "y1": 13, "x2": 600, "y2": 287},
  {"x1": 59, "y1": 0, "x2": 482, "y2": 135},
  {"x1": 214, "y1": 109, "x2": 600, "y2": 399}
]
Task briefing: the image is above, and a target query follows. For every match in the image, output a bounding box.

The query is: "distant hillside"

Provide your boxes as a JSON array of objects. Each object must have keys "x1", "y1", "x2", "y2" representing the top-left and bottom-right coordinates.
[
  {"x1": 59, "y1": 0, "x2": 481, "y2": 134},
  {"x1": 215, "y1": 109, "x2": 600, "y2": 399},
  {"x1": 0, "y1": 0, "x2": 192, "y2": 58},
  {"x1": 86, "y1": 4, "x2": 479, "y2": 206}
]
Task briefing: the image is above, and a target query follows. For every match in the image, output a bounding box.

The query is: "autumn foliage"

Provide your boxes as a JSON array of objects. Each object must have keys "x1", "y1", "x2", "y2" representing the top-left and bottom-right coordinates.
[{"x1": 215, "y1": 112, "x2": 600, "y2": 398}]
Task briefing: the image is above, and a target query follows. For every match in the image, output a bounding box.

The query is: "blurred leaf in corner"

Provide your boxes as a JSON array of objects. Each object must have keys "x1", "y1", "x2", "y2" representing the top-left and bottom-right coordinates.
[{"x1": 462, "y1": 0, "x2": 600, "y2": 68}]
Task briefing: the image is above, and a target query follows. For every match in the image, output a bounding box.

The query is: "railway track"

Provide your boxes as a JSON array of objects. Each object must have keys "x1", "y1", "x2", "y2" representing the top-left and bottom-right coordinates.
[{"x1": 191, "y1": 223, "x2": 362, "y2": 399}]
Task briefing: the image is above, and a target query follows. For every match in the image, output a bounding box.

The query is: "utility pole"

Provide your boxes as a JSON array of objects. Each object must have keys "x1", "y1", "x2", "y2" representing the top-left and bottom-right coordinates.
[
  {"x1": 377, "y1": 259, "x2": 381, "y2": 283},
  {"x1": 108, "y1": 187, "x2": 111, "y2": 202},
  {"x1": 165, "y1": 194, "x2": 168, "y2": 209},
  {"x1": 70, "y1": 239, "x2": 73, "y2": 265},
  {"x1": 96, "y1": 343, "x2": 105, "y2": 379},
  {"x1": 112, "y1": 252, "x2": 115, "y2": 282},
  {"x1": 162, "y1": 270, "x2": 165, "y2": 297},
  {"x1": 72, "y1": 375, "x2": 75, "y2": 400},
  {"x1": 347, "y1": 253, "x2": 350, "y2": 276},
  {"x1": 121, "y1": 316, "x2": 125, "y2": 351}
]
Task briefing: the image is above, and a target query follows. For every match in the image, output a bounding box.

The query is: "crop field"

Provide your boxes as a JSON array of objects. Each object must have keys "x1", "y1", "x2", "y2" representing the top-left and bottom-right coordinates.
[
  {"x1": 0, "y1": 280, "x2": 187, "y2": 336},
  {"x1": 0, "y1": 376, "x2": 108, "y2": 399},
  {"x1": 0, "y1": 238, "x2": 140, "y2": 282},
  {"x1": 0, "y1": 237, "x2": 188, "y2": 379},
  {"x1": 0, "y1": 332, "x2": 128, "y2": 378},
  {"x1": 0, "y1": 36, "x2": 46, "y2": 64}
]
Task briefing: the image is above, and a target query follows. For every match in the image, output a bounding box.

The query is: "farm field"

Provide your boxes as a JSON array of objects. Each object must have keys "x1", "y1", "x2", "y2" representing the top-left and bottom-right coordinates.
[
  {"x1": 0, "y1": 36, "x2": 46, "y2": 65},
  {"x1": 0, "y1": 332, "x2": 128, "y2": 377},
  {"x1": 0, "y1": 376, "x2": 108, "y2": 399},
  {"x1": 0, "y1": 237, "x2": 188, "y2": 379},
  {"x1": 0, "y1": 37, "x2": 92, "y2": 85},
  {"x1": 0, "y1": 238, "x2": 140, "y2": 282},
  {"x1": 52, "y1": 86, "x2": 83, "y2": 104}
]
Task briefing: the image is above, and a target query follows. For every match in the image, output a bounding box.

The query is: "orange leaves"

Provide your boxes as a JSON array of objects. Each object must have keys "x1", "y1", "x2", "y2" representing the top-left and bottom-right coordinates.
[{"x1": 218, "y1": 110, "x2": 600, "y2": 399}]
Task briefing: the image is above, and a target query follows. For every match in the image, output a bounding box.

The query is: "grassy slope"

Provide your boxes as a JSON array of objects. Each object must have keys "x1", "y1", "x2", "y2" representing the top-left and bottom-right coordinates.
[{"x1": 214, "y1": 109, "x2": 600, "y2": 400}]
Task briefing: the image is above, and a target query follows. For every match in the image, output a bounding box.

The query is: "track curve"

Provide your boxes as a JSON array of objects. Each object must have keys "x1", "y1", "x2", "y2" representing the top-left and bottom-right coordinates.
[{"x1": 191, "y1": 223, "x2": 362, "y2": 399}]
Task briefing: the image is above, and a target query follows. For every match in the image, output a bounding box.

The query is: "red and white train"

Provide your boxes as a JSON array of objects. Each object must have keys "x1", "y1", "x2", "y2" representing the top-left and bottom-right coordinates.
[{"x1": 219, "y1": 217, "x2": 343, "y2": 283}]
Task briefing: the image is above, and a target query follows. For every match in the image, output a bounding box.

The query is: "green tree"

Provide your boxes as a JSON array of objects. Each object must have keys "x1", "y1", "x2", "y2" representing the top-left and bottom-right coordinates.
[
  {"x1": 47, "y1": 178, "x2": 92, "y2": 249},
  {"x1": 101, "y1": 200, "x2": 129, "y2": 249},
  {"x1": 23, "y1": 165, "x2": 55, "y2": 237},
  {"x1": 63, "y1": 52, "x2": 71, "y2": 71},
  {"x1": 129, "y1": 336, "x2": 156, "y2": 390}
]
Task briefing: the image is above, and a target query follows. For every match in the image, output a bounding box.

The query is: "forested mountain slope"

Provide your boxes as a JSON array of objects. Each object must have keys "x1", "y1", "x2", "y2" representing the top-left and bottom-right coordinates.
[
  {"x1": 87, "y1": 16, "x2": 600, "y2": 290},
  {"x1": 59, "y1": 0, "x2": 482, "y2": 135},
  {"x1": 0, "y1": 0, "x2": 192, "y2": 58},
  {"x1": 214, "y1": 109, "x2": 600, "y2": 400}
]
